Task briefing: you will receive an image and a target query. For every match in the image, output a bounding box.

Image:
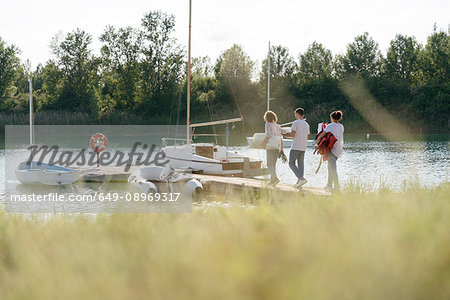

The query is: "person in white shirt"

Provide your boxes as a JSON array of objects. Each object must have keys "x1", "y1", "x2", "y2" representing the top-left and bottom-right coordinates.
[
  {"x1": 283, "y1": 108, "x2": 310, "y2": 188},
  {"x1": 261, "y1": 110, "x2": 283, "y2": 186},
  {"x1": 322, "y1": 110, "x2": 344, "y2": 192}
]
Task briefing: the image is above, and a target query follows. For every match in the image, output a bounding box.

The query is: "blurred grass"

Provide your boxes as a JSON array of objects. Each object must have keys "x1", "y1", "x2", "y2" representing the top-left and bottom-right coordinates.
[{"x1": 0, "y1": 185, "x2": 449, "y2": 300}]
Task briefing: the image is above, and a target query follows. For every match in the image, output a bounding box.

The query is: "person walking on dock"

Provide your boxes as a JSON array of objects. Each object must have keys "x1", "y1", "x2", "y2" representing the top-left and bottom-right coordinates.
[
  {"x1": 283, "y1": 108, "x2": 310, "y2": 188},
  {"x1": 319, "y1": 110, "x2": 344, "y2": 192},
  {"x1": 261, "y1": 110, "x2": 283, "y2": 186}
]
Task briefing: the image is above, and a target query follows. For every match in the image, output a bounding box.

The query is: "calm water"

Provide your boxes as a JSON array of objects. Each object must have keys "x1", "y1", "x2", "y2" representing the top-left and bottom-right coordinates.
[
  {"x1": 236, "y1": 134, "x2": 449, "y2": 190},
  {"x1": 0, "y1": 135, "x2": 448, "y2": 208}
]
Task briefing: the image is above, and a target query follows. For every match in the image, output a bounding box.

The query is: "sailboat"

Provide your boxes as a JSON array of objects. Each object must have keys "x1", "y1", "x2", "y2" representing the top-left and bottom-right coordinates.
[
  {"x1": 15, "y1": 78, "x2": 80, "y2": 185},
  {"x1": 246, "y1": 42, "x2": 314, "y2": 148},
  {"x1": 161, "y1": 0, "x2": 267, "y2": 177}
]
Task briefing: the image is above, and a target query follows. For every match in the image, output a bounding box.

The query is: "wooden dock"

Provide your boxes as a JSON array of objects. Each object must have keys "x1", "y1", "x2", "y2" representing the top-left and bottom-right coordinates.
[
  {"x1": 76, "y1": 166, "x2": 330, "y2": 197},
  {"x1": 192, "y1": 174, "x2": 330, "y2": 197}
]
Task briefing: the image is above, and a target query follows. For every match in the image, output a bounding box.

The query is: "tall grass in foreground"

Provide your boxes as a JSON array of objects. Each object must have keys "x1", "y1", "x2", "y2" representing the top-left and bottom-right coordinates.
[{"x1": 0, "y1": 185, "x2": 449, "y2": 300}]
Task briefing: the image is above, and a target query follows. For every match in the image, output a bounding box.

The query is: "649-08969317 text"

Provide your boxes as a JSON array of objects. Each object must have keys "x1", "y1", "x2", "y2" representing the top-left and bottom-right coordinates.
[{"x1": 8, "y1": 192, "x2": 181, "y2": 203}]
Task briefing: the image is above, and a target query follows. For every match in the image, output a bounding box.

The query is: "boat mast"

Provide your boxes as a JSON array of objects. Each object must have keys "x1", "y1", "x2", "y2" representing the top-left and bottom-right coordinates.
[
  {"x1": 28, "y1": 77, "x2": 34, "y2": 145},
  {"x1": 267, "y1": 41, "x2": 270, "y2": 111},
  {"x1": 186, "y1": 0, "x2": 192, "y2": 144}
]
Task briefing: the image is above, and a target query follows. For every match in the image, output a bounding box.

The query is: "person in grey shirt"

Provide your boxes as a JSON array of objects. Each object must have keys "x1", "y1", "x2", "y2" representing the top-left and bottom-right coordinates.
[{"x1": 283, "y1": 108, "x2": 310, "y2": 188}]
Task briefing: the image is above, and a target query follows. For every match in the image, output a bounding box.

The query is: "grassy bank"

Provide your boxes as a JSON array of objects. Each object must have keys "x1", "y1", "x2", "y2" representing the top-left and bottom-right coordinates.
[{"x1": 1, "y1": 185, "x2": 449, "y2": 299}]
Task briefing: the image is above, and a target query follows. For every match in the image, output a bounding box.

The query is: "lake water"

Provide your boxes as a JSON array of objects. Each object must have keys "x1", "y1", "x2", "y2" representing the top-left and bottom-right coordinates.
[
  {"x1": 235, "y1": 134, "x2": 449, "y2": 191},
  {"x1": 0, "y1": 134, "x2": 448, "y2": 210}
]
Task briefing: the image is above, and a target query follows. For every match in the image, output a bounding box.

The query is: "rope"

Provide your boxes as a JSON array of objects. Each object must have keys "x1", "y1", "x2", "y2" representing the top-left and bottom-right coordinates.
[
  {"x1": 229, "y1": 83, "x2": 243, "y2": 119},
  {"x1": 205, "y1": 94, "x2": 218, "y2": 144},
  {"x1": 168, "y1": 90, "x2": 183, "y2": 140},
  {"x1": 229, "y1": 82, "x2": 245, "y2": 132}
]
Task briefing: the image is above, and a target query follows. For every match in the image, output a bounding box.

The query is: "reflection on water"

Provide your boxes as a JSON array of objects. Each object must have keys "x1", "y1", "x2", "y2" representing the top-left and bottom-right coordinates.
[{"x1": 0, "y1": 135, "x2": 448, "y2": 211}]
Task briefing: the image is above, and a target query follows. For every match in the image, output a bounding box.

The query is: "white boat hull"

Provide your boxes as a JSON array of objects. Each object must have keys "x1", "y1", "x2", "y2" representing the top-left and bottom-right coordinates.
[
  {"x1": 128, "y1": 172, "x2": 159, "y2": 194},
  {"x1": 128, "y1": 167, "x2": 203, "y2": 198},
  {"x1": 15, "y1": 161, "x2": 80, "y2": 185},
  {"x1": 162, "y1": 143, "x2": 266, "y2": 177}
]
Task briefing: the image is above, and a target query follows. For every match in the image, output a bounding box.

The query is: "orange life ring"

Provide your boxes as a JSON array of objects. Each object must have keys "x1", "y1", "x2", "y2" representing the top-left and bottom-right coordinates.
[{"x1": 90, "y1": 133, "x2": 108, "y2": 152}]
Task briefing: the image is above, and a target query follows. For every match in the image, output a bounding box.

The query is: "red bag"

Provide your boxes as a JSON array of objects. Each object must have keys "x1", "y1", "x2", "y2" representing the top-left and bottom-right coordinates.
[{"x1": 314, "y1": 131, "x2": 337, "y2": 161}]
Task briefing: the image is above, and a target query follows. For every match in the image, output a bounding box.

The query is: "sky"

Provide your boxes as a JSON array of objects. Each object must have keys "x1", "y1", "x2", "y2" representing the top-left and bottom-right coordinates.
[{"x1": 1, "y1": 0, "x2": 449, "y2": 70}]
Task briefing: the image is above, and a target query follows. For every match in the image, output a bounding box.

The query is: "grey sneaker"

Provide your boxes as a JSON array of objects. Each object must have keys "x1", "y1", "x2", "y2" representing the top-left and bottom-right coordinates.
[{"x1": 296, "y1": 178, "x2": 308, "y2": 188}]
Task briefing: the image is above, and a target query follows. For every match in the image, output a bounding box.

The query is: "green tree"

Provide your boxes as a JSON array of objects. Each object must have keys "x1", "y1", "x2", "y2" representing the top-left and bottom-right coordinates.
[
  {"x1": 192, "y1": 56, "x2": 214, "y2": 78},
  {"x1": 13, "y1": 60, "x2": 32, "y2": 95},
  {"x1": 41, "y1": 61, "x2": 63, "y2": 109},
  {"x1": 100, "y1": 25, "x2": 142, "y2": 112},
  {"x1": 32, "y1": 64, "x2": 44, "y2": 91},
  {"x1": 0, "y1": 37, "x2": 20, "y2": 107},
  {"x1": 215, "y1": 44, "x2": 253, "y2": 85},
  {"x1": 385, "y1": 34, "x2": 420, "y2": 83},
  {"x1": 214, "y1": 44, "x2": 256, "y2": 116},
  {"x1": 50, "y1": 29, "x2": 99, "y2": 113},
  {"x1": 418, "y1": 29, "x2": 449, "y2": 85},
  {"x1": 410, "y1": 28, "x2": 449, "y2": 130},
  {"x1": 139, "y1": 11, "x2": 184, "y2": 117},
  {"x1": 291, "y1": 42, "x2": 345, "y2": 125},
  {"x1": 260, "y1": 45, "x2": 296, "y2": 81},
  {"x1": 185, "y1": 56, "x2": 218, "y2": 122},
  {"x1": 257, "y1": 45, "x2": 297, "y2": 118},
  {"x1": 298, "y1": 42, "x2": 333, "y2": 80},
  {"x1": 337, "y1": 32, "x2": 383, "y2": 78}
]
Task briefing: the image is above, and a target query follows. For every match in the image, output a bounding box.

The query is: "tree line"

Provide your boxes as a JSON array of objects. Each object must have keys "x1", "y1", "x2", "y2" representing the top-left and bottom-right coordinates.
[{"x1": 0, "y1": 11, "x2": 448, "y2": 134}]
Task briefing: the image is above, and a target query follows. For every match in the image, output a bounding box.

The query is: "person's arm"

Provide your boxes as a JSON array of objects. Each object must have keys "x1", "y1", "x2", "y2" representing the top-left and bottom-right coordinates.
[
  {"x1": 261, "y1": 123, "x2": 271, "y2": 148},
  {"x1": 283, "y1": 130, "x2": 296, "y2": 138},
  {"x1": 261, "y1": 136, "x2": 270, "y2": 148},
  {"x1": 283, "y1": 122, "x2": 296, "y2": 138}
]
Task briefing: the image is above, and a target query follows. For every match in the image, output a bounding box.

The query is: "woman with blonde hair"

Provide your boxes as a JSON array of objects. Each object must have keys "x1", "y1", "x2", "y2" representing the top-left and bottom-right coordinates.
[{"x1": 261, "y1": 110, "x2": 283, "y2": 185}]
